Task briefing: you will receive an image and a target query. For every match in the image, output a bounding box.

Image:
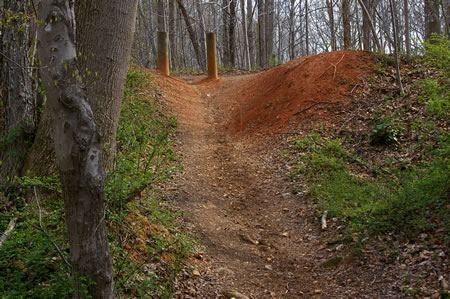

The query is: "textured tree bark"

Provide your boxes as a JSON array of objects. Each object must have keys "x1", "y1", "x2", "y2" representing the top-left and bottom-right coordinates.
[
  {"x1": 157, "y1": 0, "x2": 165, "y2": 32},
  {"x1": 289, "y1": 0, "x2": 296, "y2": 59},
  {"x1": 356, "y1": 0, "x2": 381, "y2": 51},
  {"x1": 240, "y1": 0, "x2": 251, "y2": 69},
  {"x1": 195, "y1": 0, "x2": 207, "y2": 66},
  {"x1": 227, "y1": 0, "x2": 237, "y2": 67},
  {"x1": 36, "y1": 1, "x2": 113, "y2": 297},
  {"x1": 361, "y1": 0, "x2": 371, "y2": 50},
  {"x1": 169, "y1": 0, "x2": 177, "y2": 70},
  {"x1": 222, "y1": 0, "x2": 231, "y2": 67},
  {"x1": 176, "y1": 0, "x2": 205, "y2": 69},
  {"x1": 389, "y1": 0, "x2": 404, "y2": 94},
  {"x1": 403, "y1": 0, "x2": 411, "y2": 59},
  {"x1": 265, "y1": 0, "x2": 274, "y2": 62},
  {"x1": 74, "y1": 0, "x2": 138, "y2": 170},
  {"x1": 0, "y1": 0, "x2": 36, "y2": 181},
  {"x1": 305, "y1": 0, "x2": 309, "y2": 55},
  {"x1": 258, "y1": 0, "x2": 266, "y2": 66},
  {"x1": 21, "y1": 109, "x2": 56, "y2": 176},
  {"x1": 247, "y1": 0, "x2": 256, "y2": 68},
  {"x1": 425, "y1": 0, "x2": 441, "y2": 41},
  {"x1": 342, "y1": 0, "x2": 351, "y2": 49},
  {"x1": 326, "y1": 0, "x2": 337, "y2": 51}
]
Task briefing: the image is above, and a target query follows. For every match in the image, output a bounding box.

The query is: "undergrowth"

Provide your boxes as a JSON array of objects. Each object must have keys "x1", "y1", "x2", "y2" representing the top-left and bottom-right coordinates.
[
  {"x1": 288, "y1": 37, "x2": 449, "y2": 245},
  {"x1": 290, "y1": 132, "x2": 449, "y2": 241},
  {"x1": 0, "y1": 68, "x2": 191, "y2": 298}
]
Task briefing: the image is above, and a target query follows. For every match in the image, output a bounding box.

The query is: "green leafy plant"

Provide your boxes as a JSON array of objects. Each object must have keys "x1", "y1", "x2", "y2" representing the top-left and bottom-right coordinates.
[
  {"x1": 105, "y1": 68, "x2": 193, "y2": 298},
  {"x1": 106, "y1": 69, "x2": 178, "y2": 211},
  {"x1": 289, "y1": 132, "x2": 449, "y2": 242},
  {"x1": 369, "y1": 121, "x2": 401, "y2": 145},
  {"x1": 417, "y1": 78, "x2": 449, "y2": 117},
  {"x1": 421, "y1": 34, "x2": 450, "y2": 78},
  {"x1": 0, "y1": 201, "x2": 73, "y2": 298}
]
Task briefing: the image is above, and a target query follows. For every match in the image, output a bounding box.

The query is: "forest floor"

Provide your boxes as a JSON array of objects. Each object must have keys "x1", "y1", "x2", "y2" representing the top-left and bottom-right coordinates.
[{"x1": 151, "y1": 51, "x2": 448, "y2": 298}]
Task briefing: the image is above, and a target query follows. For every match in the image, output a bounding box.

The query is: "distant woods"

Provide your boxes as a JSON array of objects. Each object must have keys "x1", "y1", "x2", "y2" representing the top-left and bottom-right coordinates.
[{"x1": 132, "y1": 0, "x2": 450, "y2": 71}]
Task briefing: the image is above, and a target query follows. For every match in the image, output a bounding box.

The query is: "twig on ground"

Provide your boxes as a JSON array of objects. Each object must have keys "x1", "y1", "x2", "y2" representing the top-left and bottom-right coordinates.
[
  {"x1": 349, "y1": 83, "x2": 361, "y2": 94},
  {"x1": 315, "y1": 54, "x2": 345, "y2": 80},
  {"x1": 25, "y1": 187, "x2": 72, "y2": 269},
  {"x1": 331, "y1": 54, "x2": 346, "y2": 80},
  {"x1": 321, "y1": 211, "x2": 328, "y2": 230},
  {"x1": 294, "y1": 101, "x2": 340, "y2": 116},
  {"x1": 0, "y1": 217, "x2": 17, "y2": 248}
]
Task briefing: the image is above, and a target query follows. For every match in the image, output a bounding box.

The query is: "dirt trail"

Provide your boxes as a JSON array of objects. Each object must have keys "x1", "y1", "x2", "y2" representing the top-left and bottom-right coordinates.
[
  {"x1": 152, "y1": 54, "x2": 394, "y2": 298},
  {"x1": 153, "y1": 76, "x2": 313, "y2": 298},
  {"x1": 153, "y1": 74, "x2": 349, "y2": 298}
]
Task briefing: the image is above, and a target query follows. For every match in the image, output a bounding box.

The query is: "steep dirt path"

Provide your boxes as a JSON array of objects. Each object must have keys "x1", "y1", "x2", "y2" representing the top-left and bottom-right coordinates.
[{"x1": 153, "y1": 73, "x2": 393, "y2": 298}]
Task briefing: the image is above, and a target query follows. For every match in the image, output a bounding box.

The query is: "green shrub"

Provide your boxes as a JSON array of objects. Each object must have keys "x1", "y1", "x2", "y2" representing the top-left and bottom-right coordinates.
[
  {"x1": 0, "y1": 206, "x2": 73, "y2": 298},
  {"x1": 106, "y1": 68, "x2": 192, "y2": 298},
  {"x1": 369, "y1": 118, "x2": 402, "y2": 145},
  {"x1": 421, "y1": 35, "x2": 450, "y2": 78},
  {"x1": 418, "y1": 35, "x2": 450, "y2": 117},
  {"x1": 290, "y1": 133, "x2": 449, "y2": 241},
  {"x1": 417, "y1": 78, "x2": 449, "y2": 117},
  {"x1": 106, "y1": 69, "x2": 178, "y2": 210}
]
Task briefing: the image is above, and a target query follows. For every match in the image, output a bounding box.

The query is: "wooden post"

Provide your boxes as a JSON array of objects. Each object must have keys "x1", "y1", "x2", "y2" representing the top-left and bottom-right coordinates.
[
  {"x1": 157, "y1": 31, "x2": 170, "y2": 76},
  {"x1": 206, "y1": 32, "x2": 218, "y2": 79}
]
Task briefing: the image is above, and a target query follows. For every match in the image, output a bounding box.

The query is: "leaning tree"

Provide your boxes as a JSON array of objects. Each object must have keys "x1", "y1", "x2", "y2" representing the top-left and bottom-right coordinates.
[{"x1": 36, "y1": 0, "x2": 137, "y2": 297}]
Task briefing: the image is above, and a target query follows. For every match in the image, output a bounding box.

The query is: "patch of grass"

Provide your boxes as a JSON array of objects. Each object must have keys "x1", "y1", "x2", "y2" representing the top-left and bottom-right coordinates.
[
  {"x1": 106, "y1": 69, "x2": 179, "y2": 211},
  {"x1": 107, "y1": 68, "x2": 192, "y2": 298},
  {"x1": 289, "y1": 132, "x2": 449, "y2": 241},
  {"x1": 418, "y1": 35, "x2": 450, "y2": 118},
  {"x1": 0, "y1": 198, "x2": 73, "y2": 298},
  {"x1": 417, "y1": 78, "x2": 449, "y2": 117}
]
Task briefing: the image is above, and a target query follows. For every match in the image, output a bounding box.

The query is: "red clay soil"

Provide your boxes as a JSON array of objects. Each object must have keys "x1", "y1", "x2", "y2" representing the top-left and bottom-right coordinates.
[{"x1": 227, "y1": 50, "x2": 373, "y2": 135}]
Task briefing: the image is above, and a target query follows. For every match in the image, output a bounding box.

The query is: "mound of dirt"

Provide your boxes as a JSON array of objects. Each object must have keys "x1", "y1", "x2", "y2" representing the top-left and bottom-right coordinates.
[{"x1": 227, "y1": 50, "x2": 374, "y2": 134}]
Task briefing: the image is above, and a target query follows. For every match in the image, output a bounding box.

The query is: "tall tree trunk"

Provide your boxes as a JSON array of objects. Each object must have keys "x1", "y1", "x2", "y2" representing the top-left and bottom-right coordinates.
[
  {"x1": 222, "y1": 0, "x2": 230, "y2": 67},
  {"x1": 442, "y1": 0, "x2": 450, "y2": 37},
  {"x1": 356, "y1": 0, "x2": 381, "y2": 51},
  {"x1": 289, "y1": 0, "x2": 296, "y2": 59},
  {"x1": 276, "y1": 1, "x2": 282, "y2": 61},
  {"x1": 36, "y1": 1, "x2": 117, "y2": 297},
  {"x1": 403, "y1": 0, "x2": 410, "y2": 58},
  {"x1": 356, "y1": 1, "x2": 362, "y2": 50},
  {"x1": 258, "y1": 0, "x2": 266, "y2": 66},
  {"x1": 393, "y1": 0, "x2": 401, "y2": 52},
  {"x1": 136, "y1": 2, "x2": 156, "y2": 66},
  {"x1": 240, "y1": 0, "x2": 251, "y2": 69},
  {"x1": 389, "y1": 0, "x2": 404, "y2": 94},
  {"x1": 196, "y1": 0, "x2": 207, "y2": 68},
  {"x1": 326, "y1": 0, "x2": 337, "y2": 51},
  {"x1": 157, "y1": 0, "x2": 166, "y2": 32},
  {"x1": 425, "y1": 0, "x2": 441, "y2": 40},
  {"x1": 247, "y1": 0, "x2": 256, "y2": 67},
  {"x1": 74, "y1": 0, "x2": 138, "y2": 170},
  {"x1": 362, "y1": 0, "x2": 371, "y2": 50},
  {"x1": 342, "y1": 0, "x2": 351, "y2": 49},
  {"x1": 305, "y1": 0, "x2": 309, "y2": 55},
  {"x1": 0, "y1": 0, "x2": 36, "y2": 181},
  {"x1": 176, "y1": 0, "x2": 205, "y2": 69},
  {"x1": 229, "y1": 0, "x2": 237, "y2": 67},
  {"x1": 169, "y1": 0, "x2": 177, "y2": 69},
  {"x1": 265, "y1": 0, "x2": 274, "y2": 64}
]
